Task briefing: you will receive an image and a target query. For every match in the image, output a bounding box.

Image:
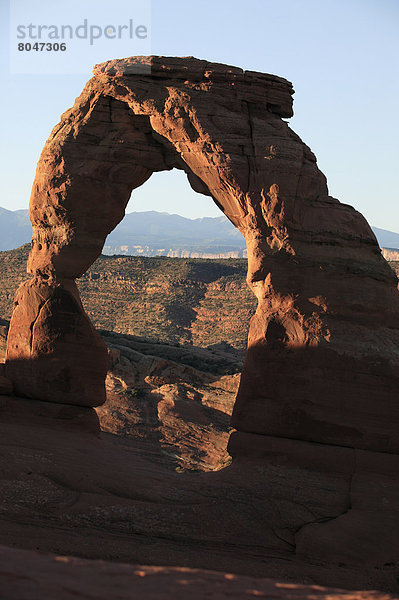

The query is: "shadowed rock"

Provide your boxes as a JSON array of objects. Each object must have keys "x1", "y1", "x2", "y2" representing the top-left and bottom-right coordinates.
[{"x1": 0, "y1": 545, "x2": 394, "y2": 600}]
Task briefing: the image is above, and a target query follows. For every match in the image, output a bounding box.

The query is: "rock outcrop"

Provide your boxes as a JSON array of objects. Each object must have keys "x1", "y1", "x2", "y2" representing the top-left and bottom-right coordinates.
[
  {"x1": 100, "y1": 329, "x2": 241, "y2": 472},
  {"x1": 1, "y1": 391, "x2": 399, "y2": 592},
  {"x1": 6, "y1": 55, "x2": 399, "y2": 450},
  {"x1": 0, "y1": 318, "x2": 8, "y2": 362},
  {"x1": 1, "y1": 545, "x2": 394, "y2": 600},
  {"x1": 3, "y1": 58, "x2": 399, "y2": 587}
]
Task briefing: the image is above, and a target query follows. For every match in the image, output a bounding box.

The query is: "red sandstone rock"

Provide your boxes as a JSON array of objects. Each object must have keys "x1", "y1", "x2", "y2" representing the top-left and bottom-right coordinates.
[
  {"x1": 3, "y1": 57, "x2": 399, "y2": 595},
  {"x1": 6, "y1": 278, "x2": 107, "y2": 406},
  {"x1": 99, "y1": 332, "x2": 239, "y2": 471},
  {"x1": 0, "y1": 375, "x2": 12, "y2": 395},
  {"x1": 0, "y1": 545, "x2": 393, "y2": 600},
  {"x1": 0, "y1": 395, "x2": 398, "y2": 592},
  {"x1": 5, "y1": 56, "x2": 399, "y2": 450}
]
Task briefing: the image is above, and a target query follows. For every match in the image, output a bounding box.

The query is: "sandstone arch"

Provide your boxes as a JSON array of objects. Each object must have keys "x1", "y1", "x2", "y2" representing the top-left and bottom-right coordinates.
[{"x1": 6, "y1": 56, "x2": 399, "y2": 456}]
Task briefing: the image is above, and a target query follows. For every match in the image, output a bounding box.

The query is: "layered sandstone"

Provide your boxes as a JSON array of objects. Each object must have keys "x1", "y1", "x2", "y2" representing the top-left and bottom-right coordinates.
[
  {"x1": 1, "y1": 391, "x2": 399, "y2": 592},
  {"x1": 6, "y1": 56, "x2": 399, "y2": 453},
  {"x1": 3, "y1": 55, "x2": 399, "y2": 594},
  {"x1": 1, "y1": 545, "x2": 394, "y2": 600}
]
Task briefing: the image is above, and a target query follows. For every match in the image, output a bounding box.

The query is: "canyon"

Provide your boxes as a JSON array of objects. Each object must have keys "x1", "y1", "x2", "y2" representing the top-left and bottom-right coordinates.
[{"x1": 0, "y1": 244, "x2": 255, "y2": 350}]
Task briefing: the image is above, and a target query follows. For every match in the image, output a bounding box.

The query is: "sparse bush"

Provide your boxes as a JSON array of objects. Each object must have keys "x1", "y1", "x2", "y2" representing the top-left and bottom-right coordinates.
[{"x1": 125, "y1": 387, "x2": 146, "y2": 400}]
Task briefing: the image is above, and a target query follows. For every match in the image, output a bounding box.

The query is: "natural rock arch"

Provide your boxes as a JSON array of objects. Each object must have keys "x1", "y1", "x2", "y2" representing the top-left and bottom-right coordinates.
[{"x1": 6, "y1": 56, "x2": 399, "y2": 457}]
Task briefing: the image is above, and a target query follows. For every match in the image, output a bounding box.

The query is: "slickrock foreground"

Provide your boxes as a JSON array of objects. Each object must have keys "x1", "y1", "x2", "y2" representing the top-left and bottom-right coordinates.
[
  {"x1": 0, "y1": 546, "x2": 393, "y2": 600},
  {"x1": 1, "y1": 57, "x2": 399, "y2": 593},
  {"x1": 1, "y1": 394, "x2": 399, "y2": 593}
]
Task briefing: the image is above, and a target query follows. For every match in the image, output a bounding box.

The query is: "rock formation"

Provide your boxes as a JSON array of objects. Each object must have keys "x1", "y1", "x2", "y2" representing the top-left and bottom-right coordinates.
[
  {"x1": 6, "y1": 55, "x2": 399, "y2": 451},
  {"x1": 1, "y1": 545, "x2": 394, "y2": 600},
  {"x1": 1, "y1": 385, "x2": 399, "y2": 592},
  {"x1": 2, "y1": 56, "x2": 399, "y2": 590},
  {"x1": 100, "y1": 329, "x2": 241, "y2": 472}
]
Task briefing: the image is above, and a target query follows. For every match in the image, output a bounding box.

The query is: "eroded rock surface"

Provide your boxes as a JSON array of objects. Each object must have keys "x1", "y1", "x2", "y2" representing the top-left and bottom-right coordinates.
[
  {"x1": 100, "y1": 329, "x2": 240, "y2": 471},
  {"x1": 3, "y1": 57, "x2": 399, "y2": 589},
  {"x1": 6, "y1": 55, "x2": 399, "y2": 451},
  {"x1": 0, "y1": 318, "x2": 8, "y2": 360},
  {"x1": 7, "y1": 279, "x2": 107, "y2": 405},
  {"x1": 0, "y1": 395, "x2": 399, "y2": 593},
  {"x1": 0, "y1": 545, "x2": 393, "y2": 600}
]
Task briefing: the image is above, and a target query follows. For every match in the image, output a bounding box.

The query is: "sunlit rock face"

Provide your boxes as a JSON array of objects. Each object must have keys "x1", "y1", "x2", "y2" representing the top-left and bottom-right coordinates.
[{"x1": 5, "y1": 57, "x2": 399, "y2": 453}]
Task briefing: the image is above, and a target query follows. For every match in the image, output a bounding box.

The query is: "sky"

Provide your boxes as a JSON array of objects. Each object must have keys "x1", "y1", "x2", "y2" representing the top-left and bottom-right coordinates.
[{"x1": 0, "y1": 0, "x2": 398, "y2": 229}]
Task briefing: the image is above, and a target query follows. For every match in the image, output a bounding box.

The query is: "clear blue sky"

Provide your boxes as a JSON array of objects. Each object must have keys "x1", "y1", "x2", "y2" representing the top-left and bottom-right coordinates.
[{"x1": 0, "y1": 0, "x2": 398, "y2": 229}]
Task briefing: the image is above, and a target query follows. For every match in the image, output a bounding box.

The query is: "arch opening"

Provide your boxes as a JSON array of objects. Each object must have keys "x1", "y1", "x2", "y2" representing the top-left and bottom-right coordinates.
[
  {"x1": 122, "y1": 168, "x2": 219, "y2": 218},
  {"x1": 89, "y1": 164, "x2": 254, "y2": 473},
  {"x1": 103, "y1": 168, "x2": 246, "y2": 258}
]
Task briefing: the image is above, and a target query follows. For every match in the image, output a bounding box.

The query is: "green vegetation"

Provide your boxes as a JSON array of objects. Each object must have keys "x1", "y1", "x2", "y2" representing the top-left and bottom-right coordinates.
[{"x1": 124, "y1": 387, "x2": 147, "y2": 400}]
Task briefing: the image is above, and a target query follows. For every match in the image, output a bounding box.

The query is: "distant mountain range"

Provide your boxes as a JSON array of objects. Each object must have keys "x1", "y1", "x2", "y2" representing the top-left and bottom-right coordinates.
[
  {"x1": 371, "y1": 227, "x2": 399, "y2": 250},
  {"x1": 103, "y1": 211, "x2": 246, "y2": 258},
  {"x1": 0, "y1": 207, "x2": 33, "y2": 252},
  {"x1": 1, "y1": 206, "x2": 399, "y2": 258}
]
